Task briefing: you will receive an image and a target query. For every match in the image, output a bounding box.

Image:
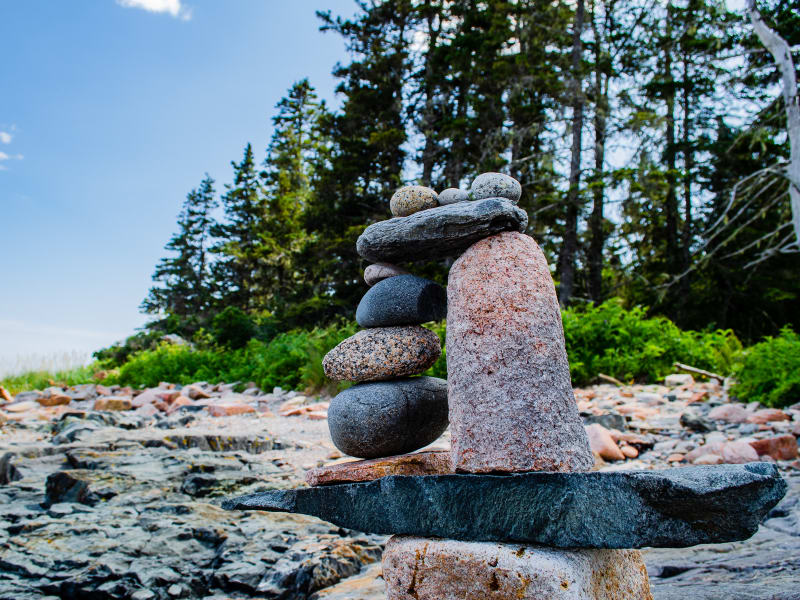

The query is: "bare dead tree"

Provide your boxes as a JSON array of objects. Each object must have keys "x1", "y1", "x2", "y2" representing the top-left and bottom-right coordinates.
[
  {"x1": 746, "y1": 0, "x2": 800, "y2": 248},
  {"x1": 654, "y1": 3, "x2": 799, "y2": 291}
]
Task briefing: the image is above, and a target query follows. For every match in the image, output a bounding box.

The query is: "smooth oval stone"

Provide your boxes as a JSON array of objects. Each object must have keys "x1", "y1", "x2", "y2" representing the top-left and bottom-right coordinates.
[
  {"x1": 356, "y1": 274, "x2": 446, "y2": 327},
  {"x1": 357, "y1": 198, "x2": 528, "y2": 263},
  {"x1": 448, "y1": 231, "x2": 594, "y2": 473},
  {"x1": 438, "y1": 188, "x2": 469, "y2": 205},
  {"x1": 364, "y1": 262, "x2": 409, "y2": 286},
  {"x1": 322, "y1": 326, "x2": 441, "y2": 382},
  {"x1": 470, "y1": 172, "x2": 522, "y2": 204},
  {"x1": 328, "y1": 376, "x2": 449, "y2": 458},
  {"x1": 390, "y1": 186, "x2": 438, "y2": 217}
]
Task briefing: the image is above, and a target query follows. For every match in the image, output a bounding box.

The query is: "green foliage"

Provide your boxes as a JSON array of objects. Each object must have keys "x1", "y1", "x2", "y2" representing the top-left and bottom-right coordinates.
[
  {"x1": 93, "y1": 330, "x2": 162, "y2": 368},
  {"x1": 111, "y1": 322, "x2": 358, "y2": 394},
  {"x1": 211, "y1": 306, "x2": 255, "y2": 349},
  {"x1": 1, "y1": 365, "x2": 99, "y2": 396},
  {"x1": 422, "y1": 321, "x2": 447, "y2": 379},
  {"x1": 732, "y1": 327, "x2": 800, "y2": 408},
  {"x1": 562, "y1": 299, "x2": 741, "y2": 385}
]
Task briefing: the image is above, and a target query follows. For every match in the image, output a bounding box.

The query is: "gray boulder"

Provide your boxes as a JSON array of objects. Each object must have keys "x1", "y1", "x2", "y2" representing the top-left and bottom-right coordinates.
[{"x1": 327, "y1": 376, "x2": 448, "y2": 458}]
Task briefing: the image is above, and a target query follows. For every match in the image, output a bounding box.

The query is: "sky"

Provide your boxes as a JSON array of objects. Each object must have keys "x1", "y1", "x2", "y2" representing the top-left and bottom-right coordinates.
[{"x1": 0, "y1": 0, "x2": 354, "y2": 373}]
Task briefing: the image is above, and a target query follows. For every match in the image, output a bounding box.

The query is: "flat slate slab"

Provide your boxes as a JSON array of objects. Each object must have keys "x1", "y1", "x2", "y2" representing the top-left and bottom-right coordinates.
[
  {"x1": 356, "y1": 198, "x2": 528, "y2": 263},
  {"x1": 222, "y1": 463, "x2": 786, "y2": 549}
]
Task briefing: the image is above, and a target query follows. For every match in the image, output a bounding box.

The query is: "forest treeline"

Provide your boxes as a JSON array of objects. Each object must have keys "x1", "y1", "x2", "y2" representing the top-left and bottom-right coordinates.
[{"x1": 138, "y1": 0, "x2": 799, "y2": 348}]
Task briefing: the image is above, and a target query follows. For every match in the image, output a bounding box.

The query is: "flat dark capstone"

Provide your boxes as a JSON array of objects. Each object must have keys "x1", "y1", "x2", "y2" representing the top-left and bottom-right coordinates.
[
  {"x1": 356, "y1": 197, "x2": 528, "y2": 263},
  {"x1": 222, "y1": 463, "x2": 786, "y2": 549}
]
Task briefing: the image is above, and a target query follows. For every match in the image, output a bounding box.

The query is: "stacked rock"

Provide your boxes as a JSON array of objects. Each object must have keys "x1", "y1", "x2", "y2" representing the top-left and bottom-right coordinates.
[
  {"x1": 224, "y1": 172, "x2": 786, "y2": 600},
  {"x1": 320, "y1": 185, "x2": 449, "y2": 460}
]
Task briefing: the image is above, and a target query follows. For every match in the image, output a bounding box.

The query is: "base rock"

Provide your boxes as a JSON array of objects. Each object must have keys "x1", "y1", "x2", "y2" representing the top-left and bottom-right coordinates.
[{"x1": 383, "y1": 536, "x2": 652, "y2": 600}]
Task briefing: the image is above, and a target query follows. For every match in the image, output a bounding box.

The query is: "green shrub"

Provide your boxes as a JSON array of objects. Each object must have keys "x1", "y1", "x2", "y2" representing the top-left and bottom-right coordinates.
[
  {"x1": 423, "y1": 321, "x2": 447, "y2": 379},
  {"x1": 562, "y1": 299, "x2": 741, "y2": 385},
  {"x1": 111, "y1": 322, "x2": 359, "y2": 393},
  {"x1": 731, "y1": 327, "x2": 800, "y2": 408},
  {"x1": 93, "y1": 330, "x2": 162, "y2": 368},
  {"x1": 212, "y1": 306, "x2": 255, "y2": 349}
]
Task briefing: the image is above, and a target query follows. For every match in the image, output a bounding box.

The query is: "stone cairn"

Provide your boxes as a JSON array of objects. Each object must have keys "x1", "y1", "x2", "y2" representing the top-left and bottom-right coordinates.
[{"x1": 224, "y1": 173, "x2": 787, "y2": 599}]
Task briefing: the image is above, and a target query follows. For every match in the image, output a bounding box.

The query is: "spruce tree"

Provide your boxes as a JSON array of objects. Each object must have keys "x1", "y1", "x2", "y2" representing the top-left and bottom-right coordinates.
[
  {"x1": 142, "y1": 174, "x2": 217, "y2": 336},
  {"x1": 211, "y1": 144, "x2": 267, "y2": 311},
  {"x1": 260, "y1": 79, "x2": 330, "y2": 316}
]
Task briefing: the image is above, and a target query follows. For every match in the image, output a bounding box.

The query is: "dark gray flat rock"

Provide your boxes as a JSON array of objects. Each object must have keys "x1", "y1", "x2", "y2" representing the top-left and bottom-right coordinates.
[
  {"x1": 356, "y1": 198, "x2": 528, "y2": 263},
  {"x1": 223, "y1": 463, "x2": 786, "y2": 549},
  {"x1": 356, "y1": 274, "x2": 446, "y2": 327}
]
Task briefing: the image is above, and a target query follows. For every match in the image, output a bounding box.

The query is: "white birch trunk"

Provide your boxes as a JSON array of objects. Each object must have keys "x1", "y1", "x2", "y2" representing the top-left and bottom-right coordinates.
[{"x1": 746, "y1": 0, "x2": 800, "y2": 249}]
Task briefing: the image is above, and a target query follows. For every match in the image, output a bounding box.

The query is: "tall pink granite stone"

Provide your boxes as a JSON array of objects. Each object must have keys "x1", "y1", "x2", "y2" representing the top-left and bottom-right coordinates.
[{"x1": 447, "y1": 231, "x2": 594, "y2": 473}]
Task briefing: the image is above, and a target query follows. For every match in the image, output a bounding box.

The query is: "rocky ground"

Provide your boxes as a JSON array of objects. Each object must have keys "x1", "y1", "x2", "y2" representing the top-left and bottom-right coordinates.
[{"x1": 1, "y1": 377, "x2": 798, "y2": 600}]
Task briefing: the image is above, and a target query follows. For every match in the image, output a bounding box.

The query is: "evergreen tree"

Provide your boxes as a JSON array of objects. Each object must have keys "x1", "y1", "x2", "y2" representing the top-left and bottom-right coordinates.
[
  {"x1": 300, "y1": 2, "x2": 411, "y2": 323},
  {"x1": 260, "y1": 79, "x2": 330, "y2": 315},
  {"x1": 142, "y1": 175, "x2": 217, "y2": 336},
  {"x1": 211, "y1": 144, "x2": 267, "y2": 311}
]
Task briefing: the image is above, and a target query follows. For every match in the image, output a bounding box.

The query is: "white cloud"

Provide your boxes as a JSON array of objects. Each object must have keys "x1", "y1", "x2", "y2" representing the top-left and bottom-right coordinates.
[
  {"x1": 116, "y1": 0, "x2": 191, "y2": 20},
  {"x1": 0, "y1": 131, "x2": 11, "y2": 144},
  {"x1": 0, "y1": 151, "x2": 23, "y2": 161}
]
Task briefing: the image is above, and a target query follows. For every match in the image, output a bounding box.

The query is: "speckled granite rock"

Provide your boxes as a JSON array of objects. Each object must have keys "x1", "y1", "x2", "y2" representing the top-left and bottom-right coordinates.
[
  {"x1": 447, "y1": 231, "x2": 593, "y2": 473},
  {"x1": 356, "y1": 198, "x2": 528, "y2": 263},
  {"x1": 327, "y1": 377, "x2": 448, "y2": 458},
  {"x1": 364, "y1": 262, "x2": 408, "y2": 286},
  {"x1": 390, "y1": 186, "x2": 438, "y2": 217},
  {"x1": 305, "y1": 451, "x2": 451, "y2": 486},
  {"x1": 470, "y1": 172, "x2": 522, "y2": 203},
  {"x1": 356, "y1": 275, "x2": 446, "y2": 327},
  {"x1": 223, "y1": 463, "x2": 787, "y2": 548},
  {"x1": 438, "y1": 188, "x2": 469, "y2": 205},
  {"x1": 382, "y1": 536, "x2": 652, "y2": 600},
  {"x1": 322, "y1": 326, "x2": 441, "y2": 382}
]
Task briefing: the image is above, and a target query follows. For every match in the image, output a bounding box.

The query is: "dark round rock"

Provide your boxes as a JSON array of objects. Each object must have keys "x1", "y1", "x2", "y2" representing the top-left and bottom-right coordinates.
[
  {"x1": 356, "y1": 274, "x2": 446, "y2": 327},
  {"x1": 327, "y1": 376, "x2": 449, "y2": 458}
]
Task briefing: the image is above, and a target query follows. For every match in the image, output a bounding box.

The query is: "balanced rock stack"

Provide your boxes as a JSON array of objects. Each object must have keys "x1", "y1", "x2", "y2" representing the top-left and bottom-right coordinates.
[
  {"x1": 322, "y1": 233, "x2": 449, "y2": 459},
  {"x1": 224, "y1": 173, "x2": 787, "y2": 599}
]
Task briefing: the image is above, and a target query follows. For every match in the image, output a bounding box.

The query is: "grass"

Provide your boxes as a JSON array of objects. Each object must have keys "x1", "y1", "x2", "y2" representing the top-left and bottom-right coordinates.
[{"x1": 1, "y1": 365, "x2": 99, "y2": 396}]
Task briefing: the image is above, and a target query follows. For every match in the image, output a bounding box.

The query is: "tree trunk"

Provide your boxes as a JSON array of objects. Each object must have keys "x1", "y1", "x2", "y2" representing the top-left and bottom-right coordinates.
[
  {"x1": 588, "y1": 0, "x2": 607, "y2": 303},
  {"x1": 558, "y1": 0, "x2": 585, "y2": 306},
  {"x1": 746, "y1": 0, "x2": 800, "y2": 249},
  {"x1": 420, "y1": 1, "x2": 440, "y2": 187},
  {"x1": 680, "y1": 54, "x2": 693, "y2": 303},
  {"x1": 664, "y1": 2, "x2": 679, "y2": 273}
]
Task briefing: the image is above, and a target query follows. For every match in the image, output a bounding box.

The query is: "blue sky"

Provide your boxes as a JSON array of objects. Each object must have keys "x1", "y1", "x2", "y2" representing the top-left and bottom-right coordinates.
[{"x1": 0, "y1": 0, "x2": 353, "y2": 370}]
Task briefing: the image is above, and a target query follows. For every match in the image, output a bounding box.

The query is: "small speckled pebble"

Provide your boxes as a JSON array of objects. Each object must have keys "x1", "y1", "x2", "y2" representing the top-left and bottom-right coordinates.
[
  {"x1": 470, "y1": 172, "x2": 522, "y2": 204},
  {"x1": 390, "y1": 186, "x2": 438, "y2": 217},
  {"x1": 364, "y1": 262, "x2": 409, "y2": 286},
  {"x1": 438, "y1": 188, "x2": 469, "y2": 205}
]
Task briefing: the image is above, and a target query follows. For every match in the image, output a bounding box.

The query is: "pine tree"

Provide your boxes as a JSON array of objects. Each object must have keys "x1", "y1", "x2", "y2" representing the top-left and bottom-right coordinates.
[
  {"x1": 300, "y1": 2, "x2": 411, "y2": 323},
  {"x1": 142, "y1": 175, "x2": 217, "y2": 335},
  {"x1": 211, "y1": 144, "x2": 267, "y2": 311},
  {"x1": 260, "y1": 79, "x2": 330, "y2": 315}
]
